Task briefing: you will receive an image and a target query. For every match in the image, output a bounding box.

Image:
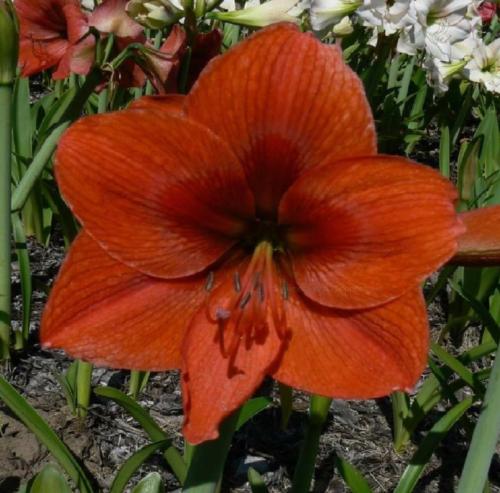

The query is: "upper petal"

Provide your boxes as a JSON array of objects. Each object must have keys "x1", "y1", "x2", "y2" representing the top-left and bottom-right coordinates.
[
  {"x1": 280, "y1": 156, "x2": 463, "y2": 309},
  {"x1": 186, "y1": 23, "x2": 376, "y2": 218},
  {"x1": 273, "y1": 286, "x2": 429, "y2": 398},
  {"x1": 55, "y1": 107, "x2": 255, "y2": 279},
  {"x1": 41, "y1": 232, "x2": 206, "y2": 370}
]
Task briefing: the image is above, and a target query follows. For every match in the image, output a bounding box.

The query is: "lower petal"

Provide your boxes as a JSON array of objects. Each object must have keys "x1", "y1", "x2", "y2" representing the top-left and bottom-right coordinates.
[
  {"x1": 181, "y1": 260, "x2": 286, "y2": 444},
  {"x1": 273, "y1": 287, "x2": 429, "y2": 398},
  {"x1": 41, "y1": 232, "x2": 206, "y2": 370}
]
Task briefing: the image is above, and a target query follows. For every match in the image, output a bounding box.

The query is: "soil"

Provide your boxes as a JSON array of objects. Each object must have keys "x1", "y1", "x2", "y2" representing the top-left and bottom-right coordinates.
[{"x1": 1, "y1": 125, "x2": 500, "y2": 492}]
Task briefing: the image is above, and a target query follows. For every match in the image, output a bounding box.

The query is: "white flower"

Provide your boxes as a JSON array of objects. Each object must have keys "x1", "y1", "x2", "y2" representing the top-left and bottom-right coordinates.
[
  {"x1": 310, "y1": 0, "x2": 361, "y2": 32},
  {"x1": 423, "y1": 33, "x2": 477, "y2": 92},
  {"x1": 357, "y1": 0, "x2": 412, "y2": 36},
  {"x1": 464, "y1": 38, "x2": 500, "y2": 93},
  {"x1": 209, "y1": 0, "x2": 301, "y2": 26},
  {"x1": 398, "y1": 0, "x2": 481, "y2": 61}
]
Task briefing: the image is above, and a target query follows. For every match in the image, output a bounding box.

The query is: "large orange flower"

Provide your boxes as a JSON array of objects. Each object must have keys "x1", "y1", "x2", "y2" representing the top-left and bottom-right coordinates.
[{"x1": 41, "y1": 24, "x2": 464, "y2": 444}]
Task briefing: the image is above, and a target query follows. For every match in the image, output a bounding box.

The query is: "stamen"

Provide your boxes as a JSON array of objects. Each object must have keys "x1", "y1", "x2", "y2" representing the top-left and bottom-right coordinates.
[
  {"x1": 281, "y1": 281, "x2": 289, "y2": 300},
  {"x1": 256, "y1": 282, "x2": 265, "y2": 302},
  {"x1": 239, "y1": 292, "x2": 252, "y2": 309},
  {"x1": 205, "y1": 271, "x2": 215, "y2": 292},
  {"x1": 206, "y1": 241, "x2": 289, "y2": 371},
  {"x1": 233, "y1": 272, "x2": 241, "y2": 293}
]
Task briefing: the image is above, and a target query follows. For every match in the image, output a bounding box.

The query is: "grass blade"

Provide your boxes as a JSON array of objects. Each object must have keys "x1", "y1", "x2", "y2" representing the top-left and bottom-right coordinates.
[
  {"x1": 248, "y1": 467, "x2": 269, "y2": 493},
  {"x1": 334, "y1": 455, "x2": 373, "y2": 493},
  {"x1": 236, "y1": 396, "x2": 273, "y2": 431},
  {"x1": 457, "y1": 342, "x2": 500, "y2": 493},
  {"x1": 394, "y1": 398, "x2": 473, "y2": 493},
  {"x1": 94, "y1": 386, "x2": 187, "y2": 483},
  {"x1": 0, "y1": 374, "x2": 94, "y2": 493},
  {"x1": 109, "y1": 440, "x2": 171, "y2": 493}
]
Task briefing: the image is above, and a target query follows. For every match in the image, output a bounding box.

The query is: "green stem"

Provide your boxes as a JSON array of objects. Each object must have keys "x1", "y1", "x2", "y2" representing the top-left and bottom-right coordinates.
[
  {"x1": 391, "y1": 391, "x2": 410, "y2": 452},
  {"x1": 0, "y1": 83, "x2": 13, "y2": 362},
  {"x1": 76, "y1": 360, "x2": 93, "y2": 418},
  {"x1": 457, "y1": 342, "x2": 500, "y2": 493},
  {"x1": 291, "y1": 395, "x2": 332, "y2": 493},
  {"x1": 183, "y1": 410, "x2": 240, "y2": 492},
  {"x1": 97, "y1": 87, "x2": 109, "y2": 113},
  {"x1": 128, "y1": 370, "x2": 149, "y2": 400}
]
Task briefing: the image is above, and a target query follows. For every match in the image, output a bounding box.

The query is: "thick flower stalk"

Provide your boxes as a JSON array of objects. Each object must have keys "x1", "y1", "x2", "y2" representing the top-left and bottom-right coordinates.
[{"x1": 41, "y1": 24, "x2": 464, "y2": 444}]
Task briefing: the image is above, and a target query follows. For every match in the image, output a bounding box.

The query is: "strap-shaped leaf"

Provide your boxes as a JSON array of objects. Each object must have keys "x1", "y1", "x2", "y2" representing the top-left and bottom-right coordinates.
[{"x1": 0, "y1": 375, "x2": 94, "y2": 493}]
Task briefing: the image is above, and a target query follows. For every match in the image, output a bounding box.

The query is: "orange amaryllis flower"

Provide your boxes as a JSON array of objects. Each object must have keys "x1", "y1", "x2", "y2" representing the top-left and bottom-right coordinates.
[
  {"x1": 16, "y1": 0, "x2": 92, "y2": 79},
  {"x1": 41, "y1": 24, "x2": 464, "y2": 444}
]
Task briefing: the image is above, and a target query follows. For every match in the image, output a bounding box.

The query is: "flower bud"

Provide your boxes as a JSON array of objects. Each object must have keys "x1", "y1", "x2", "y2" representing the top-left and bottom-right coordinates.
[
  {"x1": 208, "y1": 0, "x2": 300, "y2": 27},
  {"x1": 332, "y1": 15, "x2": 354, "y2": 35},
  {"x1": 0, "y1": 0, "x2": 19, "y2": 85},
  {"x1": 126, "y1": 0, "x2": 183, "y2": 29}
]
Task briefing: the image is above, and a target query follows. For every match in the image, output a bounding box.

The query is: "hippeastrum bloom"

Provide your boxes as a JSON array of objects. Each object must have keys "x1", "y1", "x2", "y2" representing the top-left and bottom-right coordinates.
[
  {"x1": 16, "y1": 0, "x2": 93, "y2": 79},
  {"x1": 41, "y1": 24, "x2": 464, "y2": 444}
]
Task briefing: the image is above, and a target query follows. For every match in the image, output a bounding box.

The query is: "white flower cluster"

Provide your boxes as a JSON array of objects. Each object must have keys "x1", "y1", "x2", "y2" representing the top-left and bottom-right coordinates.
[{"x1": 310, "y1": 0, "x2": 500, "y2": 94}]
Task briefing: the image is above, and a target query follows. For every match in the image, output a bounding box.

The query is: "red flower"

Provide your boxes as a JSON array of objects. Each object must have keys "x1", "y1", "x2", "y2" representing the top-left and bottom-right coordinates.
[
  {"x1": 139, "y1": 25, "x2": 187, "y2": 93},
  {"x1": 89, "y1": 0, "x2": 147, "y2": 88},
  {"x1": 41, "y1": 24, "x2": 463, "y2": 444},
  {"x1": 16, "y1": 0, "x2": 92, "y2": 79},
  {"x1": 477, "y1": 1, "x2": 498, "y2": 24}
]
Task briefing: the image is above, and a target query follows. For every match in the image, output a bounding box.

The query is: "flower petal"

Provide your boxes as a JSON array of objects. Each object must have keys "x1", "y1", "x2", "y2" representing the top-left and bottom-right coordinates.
[
  {"x1": 280, "y1": 156, "x2": 463, "y2": 309},
  {"x1": 452, "y1": 205, "x2": 500, "y2": 265},
  {"x1": 41, "y1": 232, "x2": 206, "y2": 370},
  {"x1": 273, "y1": 286, "x2": 429, "y2": 397},
  {"x1": 186, "y1": 23, "x2": 376, "y2": 217},
  {"x1": 181, "y1": 259, "x2": 285, "y2": 444},
  {"x1": 56, "y1": 108, "x2": 255, "y2": 279},
  {"x1": 19, "y1": 37, "x2": 68, "y2": 77},
  {"x1": 89, "y1": 0, "x2": 144, "y2": 38}
]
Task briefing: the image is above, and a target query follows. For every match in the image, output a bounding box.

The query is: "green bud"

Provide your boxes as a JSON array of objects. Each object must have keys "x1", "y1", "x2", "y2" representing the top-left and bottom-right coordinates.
[{"x1": 0, "y1": 0, "x2": 19, "y2": 85}]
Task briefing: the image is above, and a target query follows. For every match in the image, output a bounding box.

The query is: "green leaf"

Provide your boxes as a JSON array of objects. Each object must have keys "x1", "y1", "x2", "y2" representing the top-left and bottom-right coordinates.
[
  {"x1": 394, "y1": 398, "x2": 473, "y2": 493},
  {"x1": 183, "y1": 410, "x2": 240, "y2": 493},
  {"x1": 334, "y1": 455, "x2": 373, "y2": 493},
  {"x1": 236, "y1": 396, "x2": 273, "y2": 431},
  {"x1": 457, "y1": 343, "x2": 500, "y2": 493},
  {"x1": 0, "y1": 375, "x2": 94, "y2": 493},
  {"x1": 248, "y1": 467, "x2": 268, "y2": 493},
  {"x1": 278, "y1": 383, "x2": 293, "y2": 429},
  {"x1": 431, "y1": 342, "x2": 485, "y2": 394},
  {"x1": 30, "y1": 465, "x2": 72, "y2": 493},
  {"x1": 110, "y1": 441, "x2": 171, "y2": 493},
  {"x1": 131, "y1": 472, "x2": 165, "y2": 493},
  {"x1": 94, "y1": 386, "x2": 187, "y2": 483},
  {"x1": 11, "y1": 213, "x2": 32, "y2": 348},
  {"x1": 56, "y1": 360, "x2": 78, "y2": 414}
]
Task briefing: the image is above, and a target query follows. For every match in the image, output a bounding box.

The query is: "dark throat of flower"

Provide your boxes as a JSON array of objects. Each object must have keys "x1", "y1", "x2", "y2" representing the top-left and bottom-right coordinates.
[{"x1": 205, "y1": 241, "x2": 289, "y2": 377}]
